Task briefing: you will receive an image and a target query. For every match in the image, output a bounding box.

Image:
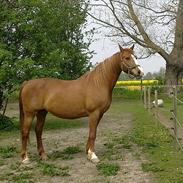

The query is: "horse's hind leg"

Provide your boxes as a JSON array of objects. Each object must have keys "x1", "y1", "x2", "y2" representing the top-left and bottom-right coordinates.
[
  {"x1": 35, "y1": 110, "x2": 47, "y2": 160},
  {"x1": 21, "y1": 112, "x2": 35, "y2": 163},
  {"x1": 86, "y1": 111, "x2": 103, "y2": 163}
]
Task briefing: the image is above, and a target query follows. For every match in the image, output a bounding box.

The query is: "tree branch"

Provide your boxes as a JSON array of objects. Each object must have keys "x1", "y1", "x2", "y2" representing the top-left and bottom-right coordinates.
[{"x1": 127, "y1": 0, "x2": 169, "y2": 61}]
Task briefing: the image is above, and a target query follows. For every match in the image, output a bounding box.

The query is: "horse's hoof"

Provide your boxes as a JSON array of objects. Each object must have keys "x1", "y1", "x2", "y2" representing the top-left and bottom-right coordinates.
[
  {"x1": 87, "y1": 150, "x2": 100, "y2": 164},
  {"x1": 87, "y1": 155, "x2": 100, "y2": 164},
  {"x1": 22, "y1": 157, "x2": 30, "y2": 164},
  {"x1": 91, "y1": 157, "x2": 100, "y2": 164}
]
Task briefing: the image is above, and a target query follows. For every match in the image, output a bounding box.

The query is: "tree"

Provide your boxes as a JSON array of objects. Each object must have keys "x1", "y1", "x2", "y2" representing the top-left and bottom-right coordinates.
[
  {"x1": 0, "y1": 0, "x2": 93, "y2": 112},
  {"x1": 143, "y1": 67, "x2": 165, "y2": 85},
  {"x1": 88, "y1": 0, "x2": 183, "y2": 86}
]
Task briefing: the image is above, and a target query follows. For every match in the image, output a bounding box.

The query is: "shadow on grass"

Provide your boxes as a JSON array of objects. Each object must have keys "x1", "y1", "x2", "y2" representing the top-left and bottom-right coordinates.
[{"x1": 1, "y1": 114, "x2": 88, "y2": 133}]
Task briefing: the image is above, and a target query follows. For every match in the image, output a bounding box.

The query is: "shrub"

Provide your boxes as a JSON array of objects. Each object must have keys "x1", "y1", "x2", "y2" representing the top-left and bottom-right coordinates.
[{"x1": 0, "y1": 114, "x2": 14, "y2": 130}]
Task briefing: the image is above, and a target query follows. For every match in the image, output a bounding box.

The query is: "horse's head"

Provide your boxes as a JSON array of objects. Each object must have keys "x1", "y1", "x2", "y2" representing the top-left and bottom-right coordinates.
[{"x1": 118, "y1": 44, "x2": 144, "y2": 78}]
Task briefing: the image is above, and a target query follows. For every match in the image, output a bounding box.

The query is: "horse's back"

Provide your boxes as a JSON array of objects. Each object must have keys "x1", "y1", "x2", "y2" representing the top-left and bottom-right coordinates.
[{"x1": 20, "y1": 78, "x2": 88, "y2": 118}]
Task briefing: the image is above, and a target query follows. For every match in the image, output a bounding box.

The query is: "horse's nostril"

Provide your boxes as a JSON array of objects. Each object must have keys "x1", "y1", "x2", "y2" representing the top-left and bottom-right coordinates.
[{"x1": 138, "y1": 70, "x2": 141, "y2": 75}]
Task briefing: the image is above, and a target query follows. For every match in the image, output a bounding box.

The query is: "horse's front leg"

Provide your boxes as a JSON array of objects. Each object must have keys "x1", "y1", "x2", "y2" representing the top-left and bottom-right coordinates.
[{"x1": 86, "y1": 110, "x2": 102, "y2": 163}]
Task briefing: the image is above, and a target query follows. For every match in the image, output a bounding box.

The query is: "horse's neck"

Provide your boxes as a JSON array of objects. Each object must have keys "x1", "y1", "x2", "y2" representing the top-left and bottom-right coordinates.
[
  {"x1": 106, "y1": 54, "x2": 122, "y2": 90},
  {"x1": 94, "y1": 53, "x2": 121, "y2": 91}
]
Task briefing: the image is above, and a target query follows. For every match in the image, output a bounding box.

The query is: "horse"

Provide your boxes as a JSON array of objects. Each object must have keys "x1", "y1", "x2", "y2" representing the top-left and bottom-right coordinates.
[{"x1": 19, "y1": 44, "x2": 144, "y2": 164}]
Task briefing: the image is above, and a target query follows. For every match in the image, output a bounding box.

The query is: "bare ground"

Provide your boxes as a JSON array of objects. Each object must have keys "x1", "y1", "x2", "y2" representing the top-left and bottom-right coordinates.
[{"x1": 0, "y1": 103, "x2": 153, "y2": 183}]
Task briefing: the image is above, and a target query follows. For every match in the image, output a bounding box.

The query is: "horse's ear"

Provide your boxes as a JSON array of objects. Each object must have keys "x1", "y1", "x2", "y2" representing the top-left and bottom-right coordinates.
[
  {"x1": 118, "y1": 44, "x2": 123, "y2": 52},
  {"x1": 130, "y1": 44, "x2": 134, "y2": 50}
]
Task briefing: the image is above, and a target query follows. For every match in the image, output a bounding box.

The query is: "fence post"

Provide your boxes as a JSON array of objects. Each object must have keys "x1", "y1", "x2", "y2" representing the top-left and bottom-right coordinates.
[
  {"x1": 155, "y1": 90, "x2": 158, "y2": 119},
  {"x1": 144, "y1": 86, "x2": 147, "y2": 109},
  {"x1": 172, "y1": 86, "x2": 177, "y2": 137},
  {"x1": 148, "y1": 87, "x2": 151, "y2": 112},
  {"x1": 140, "y1": 79, "x2": 143, "y2": 101}
]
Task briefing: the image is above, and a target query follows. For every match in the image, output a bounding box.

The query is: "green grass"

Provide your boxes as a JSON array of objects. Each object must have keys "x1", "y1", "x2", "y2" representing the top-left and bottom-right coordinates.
[
  {"x1": 102, "y1": 141, "x2": 123, "y2": 161},
  {"x1": 49, "y1": 146, "x2": 81, "y2": 160},
  {"x1": 63, "y1": 146, "x2": 81, "y2": 154},
  {"x1": 43, "y1": 115, "x2": 87, "y2": 130},
  {"x1": 1, "y1": 165, "x2": 35, "y2": 183},
  {"x1": 113, "y1": 87, "x2": 141, "y2": 100},
  {"x1": 0, "y1": 145, "x2": 17, "y2": 158},
  {"x1": 38, "y1": 161, "x2": 70, "y2": 177},
  {"x1": 158, "y1": 99, "x2": 183, "y2": 125},
  {"x1": 110, "y1": 99, "x2": 183, "y2": 183},
  {"x1": 11, "y1": 172, "x2": 34, "y2": 183},
  {"x1": 96, "y1": 162, "x2": 120, "y2": 176}
]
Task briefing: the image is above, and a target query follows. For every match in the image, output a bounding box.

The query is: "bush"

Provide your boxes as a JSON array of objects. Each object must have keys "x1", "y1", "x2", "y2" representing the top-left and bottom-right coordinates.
[{"x1": 0, "y1": 114, "x2": 14, "y2": 130}]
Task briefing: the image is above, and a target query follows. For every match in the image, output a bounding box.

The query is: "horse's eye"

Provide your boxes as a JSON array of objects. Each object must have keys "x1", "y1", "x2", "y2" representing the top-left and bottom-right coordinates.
[{"x1": 126, "y1": 57, "x2": 130, "y2": 60}]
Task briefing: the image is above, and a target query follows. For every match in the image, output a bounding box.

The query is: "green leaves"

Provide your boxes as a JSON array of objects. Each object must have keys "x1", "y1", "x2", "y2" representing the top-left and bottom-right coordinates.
[{"x1": 0, "y1": 0, "x2": 93, "y2": 110}]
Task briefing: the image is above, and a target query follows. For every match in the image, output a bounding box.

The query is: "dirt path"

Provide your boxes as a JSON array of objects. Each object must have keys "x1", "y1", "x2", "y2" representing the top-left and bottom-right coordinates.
[{"x1": 0, "y1": 103, "x2": 153, "y2": 183}]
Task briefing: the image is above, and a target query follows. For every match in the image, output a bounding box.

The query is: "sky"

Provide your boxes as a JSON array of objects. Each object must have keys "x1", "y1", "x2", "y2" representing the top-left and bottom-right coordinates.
[{"x1": 89, "y1": 35, "x2": 166, "y2": 75}]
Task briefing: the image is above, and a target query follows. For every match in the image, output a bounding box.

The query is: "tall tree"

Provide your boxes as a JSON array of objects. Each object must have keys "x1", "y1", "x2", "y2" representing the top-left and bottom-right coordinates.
[
  {"x1": 0, "y1": 0, "x2": 93, "y2": 111},
  {"x1": 88, "y1": 0, "x2": 183, "y2": 86}
]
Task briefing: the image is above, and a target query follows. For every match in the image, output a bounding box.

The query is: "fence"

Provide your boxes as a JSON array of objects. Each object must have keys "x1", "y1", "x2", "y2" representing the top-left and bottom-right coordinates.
[{"x1": 143, "y1": 85, "x2": 183, "y2": 151}]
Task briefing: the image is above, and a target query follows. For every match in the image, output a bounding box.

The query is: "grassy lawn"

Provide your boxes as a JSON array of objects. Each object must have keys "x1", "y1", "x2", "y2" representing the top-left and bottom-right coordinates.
[
  {"x1": 111, "y1": 98, "x2": 183, "y2": 183},
  {"x1": 157, "y1": 96, "x2": 183, "y2": 125}
]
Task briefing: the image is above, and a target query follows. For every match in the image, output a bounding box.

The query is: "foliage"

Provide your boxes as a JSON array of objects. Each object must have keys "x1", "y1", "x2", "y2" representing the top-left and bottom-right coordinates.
[
  {"x1": 0, "y1": 0, "x2": 93, "y2": 110},
  {"x1": 143, "y1": 67, "x2": 165, "y2": 85},
  {"x1": 0, "y1": 114, "x2": 14, "y2": 130}
]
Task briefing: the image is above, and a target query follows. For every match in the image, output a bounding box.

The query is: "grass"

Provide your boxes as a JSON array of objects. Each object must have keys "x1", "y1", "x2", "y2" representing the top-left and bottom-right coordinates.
[
  {"x1": 38, "y1": 161, "x2": 70, "y2": 177},
  {"x1": 102, "y1": 141, "x2": 123, "y2": 161},
  {"x1": 0, "y1": 113, "x2": 87, "y2": 141},
  {"x1": 63, "y1": 146, "x2": 81, "y2": 154},
  {"x1": 96, "y1": 162, "x2": 120, "y2": 176},
  {"x1": 0, "y1": 145, "x2": 17, "y2": 158},
  {"x1": 110, "y1": 99, "x2": 183, "y2": 183},
  {"x1": 152, "y1": 91, "x2": 183, "y2": 125},
  {"x1": 49, "y1": 146, "x2": 81, "y2": 160},
  {"x1": 43, "y1": 115, "x2": 87, "y2": 130},
  {"x1": 1, "y1": 165, "x2": 35, "y2": 183},
  {"x1": 113, "y1": 87, "x2": 141, "y2": 99},
  {"x1": 159, "y1": 100, "x2": 183, "y2": 125},
  {"x1": 11, "y1": 172, "x2": 34, "y2": 183},
  {"x1": 0, "y1": 158, "x2": 70, "y2": 182}
]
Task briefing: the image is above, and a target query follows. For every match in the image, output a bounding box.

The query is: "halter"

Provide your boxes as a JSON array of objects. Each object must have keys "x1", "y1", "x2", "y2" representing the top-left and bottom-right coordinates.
[{"x1": 120, "y1": 54, "x2": 140, "y2": 76}]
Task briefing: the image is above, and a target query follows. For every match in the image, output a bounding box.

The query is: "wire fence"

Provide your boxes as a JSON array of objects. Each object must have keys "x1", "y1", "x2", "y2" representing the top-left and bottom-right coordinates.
[{"x1": 143, "y1": 85, "x2": 183, "y2": 151}]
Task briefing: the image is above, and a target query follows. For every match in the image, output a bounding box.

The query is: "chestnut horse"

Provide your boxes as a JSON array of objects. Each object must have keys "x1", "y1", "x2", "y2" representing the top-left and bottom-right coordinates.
[{"x1": 19, "y1": 45, "x2": 143, "y2": 163}]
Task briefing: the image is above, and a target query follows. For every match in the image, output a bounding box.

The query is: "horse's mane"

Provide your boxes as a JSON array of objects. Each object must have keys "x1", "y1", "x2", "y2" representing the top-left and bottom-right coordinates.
[{"x1": 79, "y1": 52, "x2": 120, "y2": 87}]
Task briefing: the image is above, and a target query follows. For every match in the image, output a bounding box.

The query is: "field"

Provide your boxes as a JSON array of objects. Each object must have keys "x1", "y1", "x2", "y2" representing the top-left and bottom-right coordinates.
[{"x1": 0, "y1": 98, "x2": 183, "y2": 183}]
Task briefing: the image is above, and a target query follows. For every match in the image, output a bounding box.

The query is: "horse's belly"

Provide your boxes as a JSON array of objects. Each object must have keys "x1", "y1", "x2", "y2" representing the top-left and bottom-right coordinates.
[{"x1": 45, "y1": 101, "x2": 87, "y2": 119}]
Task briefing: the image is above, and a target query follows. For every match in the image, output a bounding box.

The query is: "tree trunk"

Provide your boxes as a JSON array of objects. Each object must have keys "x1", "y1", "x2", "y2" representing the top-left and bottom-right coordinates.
[
  {"x1": 165, "y1": 64, "x2": 179, "y2": 86},
  {"x1": 178, "y1": 70, "x2": 183, "y2": 85}
]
